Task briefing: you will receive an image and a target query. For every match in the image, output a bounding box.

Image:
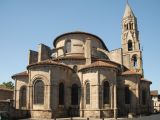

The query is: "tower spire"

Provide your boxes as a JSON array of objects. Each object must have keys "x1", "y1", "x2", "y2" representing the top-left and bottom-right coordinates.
[
  {"x1": 126, "y1": 0, "x2": 128, "y2": 4},
  {"x1": 121, "y1": 2, "x2": 143, "y2": 76},
  {"x1": 123, "y1": 1, "x2": 135, "y2": 18}
]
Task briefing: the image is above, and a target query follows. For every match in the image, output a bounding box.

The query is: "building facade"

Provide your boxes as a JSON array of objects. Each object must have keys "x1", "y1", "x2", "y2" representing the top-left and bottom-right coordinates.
[
  {"x1": 151, "y1": 90, "x2": 160, "y2": 113},
  {"x1": 12, "y1": 3, "x2": 152, "y2": 119}
]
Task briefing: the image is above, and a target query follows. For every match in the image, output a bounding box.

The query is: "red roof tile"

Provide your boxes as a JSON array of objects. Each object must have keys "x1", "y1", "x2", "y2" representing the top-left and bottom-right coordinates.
[
  {"x1": 0, "y1": 86, "x2": 14, "y2": 91},
  {"x1": 121, "y1": 70, "x2": 141, "y2": 76},
  {"x1": 12, "y1": 71, "x2": 28, "y2": 79},
  {"x1": 79, "y1": 60, "x2": 118, "y2": 71},
  {"x1": 27, "y1": 59, "x2": 73, "y2": 70},
  {"x1": 150, "y1": 90, "x2": 158, "y2": 96},
  {"x1": 53, "y1": 55, "x2": 85, "y2": 60}
]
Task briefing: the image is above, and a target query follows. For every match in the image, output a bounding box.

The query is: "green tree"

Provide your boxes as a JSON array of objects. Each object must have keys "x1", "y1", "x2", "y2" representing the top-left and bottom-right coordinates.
[{"x1": 0, "y1": 81, "x2": 14, "y2": 90}]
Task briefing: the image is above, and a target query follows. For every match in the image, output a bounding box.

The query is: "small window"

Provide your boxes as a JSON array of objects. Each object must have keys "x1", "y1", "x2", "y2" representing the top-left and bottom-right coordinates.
[
  {"x1": 103, "y1": 81, "x2": 110, "y2": 104},
  {"x1": 128, "y1": 40, "x2": 133, "y2": 51},
  {"x1": 65, "y1": 39, "x2": 71, "y2": 53},
  {"x1": 129, "y1": 23, "x2": 133, "y2": 30},
  {"x1": 132, "y1": 55, "x2": 138, "y2": 68},
  {"x1": 124, "y1": 24, "x2": 127, "y2": 31},
  {"x1": 59, "y1": 83, "x2": 64, "y2": 105},
  {"x1": 142, "y1": 90, "x2": 146, "y2": 105},
  {"x1": 126, "y1": 24, "x2": 129, "y2": 30},
  {"x1": 86, "y1": 82, "x2": 90, "y2": 104},
  {"x1": 125, "y1": 86, "x2": 130, "y2": 104},
  {"x1": 34, "y1": 80, "x2": 44, "y2": 104}
]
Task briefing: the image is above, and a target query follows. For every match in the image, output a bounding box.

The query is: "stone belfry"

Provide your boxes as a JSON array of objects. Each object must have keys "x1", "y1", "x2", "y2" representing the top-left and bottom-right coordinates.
[{"x1": 122, "y1": 2, "x2": 143, "y2": 76}]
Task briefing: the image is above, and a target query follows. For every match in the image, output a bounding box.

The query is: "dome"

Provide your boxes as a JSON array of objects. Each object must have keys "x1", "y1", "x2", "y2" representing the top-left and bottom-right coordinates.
[{"x1": 53, "y1": 31, "x2": 108, "y2": 51}]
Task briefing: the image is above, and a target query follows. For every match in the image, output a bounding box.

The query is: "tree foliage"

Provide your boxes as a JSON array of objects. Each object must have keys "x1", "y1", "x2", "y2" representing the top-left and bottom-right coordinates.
[{"x1": 0, "y1": 81, "x2": 14, "y2": 90}]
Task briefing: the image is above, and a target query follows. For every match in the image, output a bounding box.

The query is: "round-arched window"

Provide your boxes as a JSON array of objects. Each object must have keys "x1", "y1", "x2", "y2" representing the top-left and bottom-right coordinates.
[
  {"x1": 59, "y1": 82, "x2": 64, "y2": 105},
  {"x1": 128, "y1": 40, "x2": 133, "y2": 51},
  {"x1": 71, "y1": 84, "x2": 78, "y2": 105},
  {"x1": 34, "y1": 80, "x2": 44, "y2": 104},
  {"x1": 103, "y1": 81, "x2": 110, "y2": 104},
  {"x1": 65, "y1": 39, "x2": 71, "y2": 53},
  {"x1": 86, "y1": 82, "x2": 90, "y2": 104},
  {"x1": 132, "y1": 55, "x2": 138, "y2": 68},
  {"x1": 20, "y1": 86, "x2": 27, "y2": 108}
]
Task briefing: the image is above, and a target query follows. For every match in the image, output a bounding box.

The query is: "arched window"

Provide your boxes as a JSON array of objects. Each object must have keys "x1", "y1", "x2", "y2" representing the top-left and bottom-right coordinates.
[
  {"x1": 34, "y1": 80, "x2": 44, "y2": 104},
  {"x1": 125, "y1": 86, "x2": 130, "y2": 104},
  {"x1": 128, "y1": 40, "x2": 133, "y2": 51},
  {"x1": 124, "y1": 24, "x2": 127, "y2": 31},
  {"x1": 126, "y1": 24, "x2": 129, "y2": 30},
  {"x1": 132, "y1": 55, "x2": 138, "y2": 68},
  {"x1": 71, "y1": 84, "x2": 78, "y2": 105},
  {"x1": 20, "y1": 86, "x2": 27, "y2": 108},
  {"x1": 103, "y1": 81, "x2": 110, "y2": 104},
  {"x1": 142, "y1": 90, "x2": 146, "y2": 105},
  {"x1": 59, "y1": 83, "x2": 64, "y2": 105},
  {"x1": 86, "y1": 82, "x2": 90, "y2": 104},
  {"x1": 65, "y1": 39, "x2": 71, "y2": 53}
]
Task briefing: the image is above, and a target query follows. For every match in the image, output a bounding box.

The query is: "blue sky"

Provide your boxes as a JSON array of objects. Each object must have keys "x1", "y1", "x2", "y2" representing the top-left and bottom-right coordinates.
[{"x1": 0, "y1": 0, "x2": 160, "y2": 92}]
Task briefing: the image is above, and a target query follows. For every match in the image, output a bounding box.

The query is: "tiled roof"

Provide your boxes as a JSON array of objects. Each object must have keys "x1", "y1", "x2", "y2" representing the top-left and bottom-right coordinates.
[
  {"x1": 141, "y1": 78, "x2": 152, "y2": 84},
  {"x1": 79, "y1": 60, "x2": 118, "y2": 71},
  {"x1": 53, "y1": 55, "x2": 85, "y2": 60},
  {"x1": 121, "y1": 70, "x2": 141, "y2": 76},
  {"x1": 27, "y1": 59, "x2": 73, "y2": 70},
  {"x1": 150, "y1": 90, "x2": 158, "y2": 96},
  {"x1": 0, "y1": 86, "x2": 14, "y2": 91},
  {"x1": 12, "y1": 71, "x2": 28, "y2": 79}
]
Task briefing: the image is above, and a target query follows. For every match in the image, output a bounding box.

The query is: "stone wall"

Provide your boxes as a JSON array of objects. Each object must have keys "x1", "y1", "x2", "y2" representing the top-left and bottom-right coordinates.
[
  {"x1": 109, "y1": 48, "x2": 122, "y2": 64},
  {"x1": 29, "y1": 50, "x2": 38, "y2": 64},
  {"x1": 55, "y1": 33, "x2": 105, "y2": 58},
  {"x1": 31, "y1": 110, "x2": 52, "y2": 119},
  {"x1": 38, "y1": 44, "x2": 51, "y2": 62}
]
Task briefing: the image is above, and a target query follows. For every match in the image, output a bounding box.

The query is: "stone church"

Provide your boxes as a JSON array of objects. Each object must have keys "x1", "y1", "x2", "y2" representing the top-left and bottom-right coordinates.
[{"x1": 12, "y1": 3, "x2": 152, "y2": 119}]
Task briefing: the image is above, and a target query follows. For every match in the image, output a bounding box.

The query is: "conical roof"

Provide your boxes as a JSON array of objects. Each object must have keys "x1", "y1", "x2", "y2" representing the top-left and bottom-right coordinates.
[{"x1": 123, "y1": 3, "x2": 135, "y2": 18}]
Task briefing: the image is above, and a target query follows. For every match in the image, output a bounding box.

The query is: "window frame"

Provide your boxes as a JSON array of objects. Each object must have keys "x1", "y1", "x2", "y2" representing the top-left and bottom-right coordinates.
[
  {"x1": 86, "y1": 82, "x2": 90, "y2": 104},
  {"x1": 71, "y1": 84, "x2": 78, "y2": 105},
  {"x1": 33, "y1": 80, "x2": 44, "y2": 105},
  {"x1": 103, "y1": 81, "x2": 110, "y2": 104},
  {"x1": 125, "y1": 86, "x2": 131, "y2": 104},
  {"x1": 65, "y1": 39, "x2": 71, "y2": 53},
  {"x1": 59, "y1": 82, "x2": 64, "y2": 105},
  {"x1": 20, "y1": 86, "x2": 27, "y2": 108},
  {"x1": 128, "y1": 40, "x2": 133, "y2": 51}
]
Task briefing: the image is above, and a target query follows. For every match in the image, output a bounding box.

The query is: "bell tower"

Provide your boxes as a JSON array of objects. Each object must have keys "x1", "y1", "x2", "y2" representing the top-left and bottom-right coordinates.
[{"x1": 122, "y1": 2, "x2": 143, "y2": 75}]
